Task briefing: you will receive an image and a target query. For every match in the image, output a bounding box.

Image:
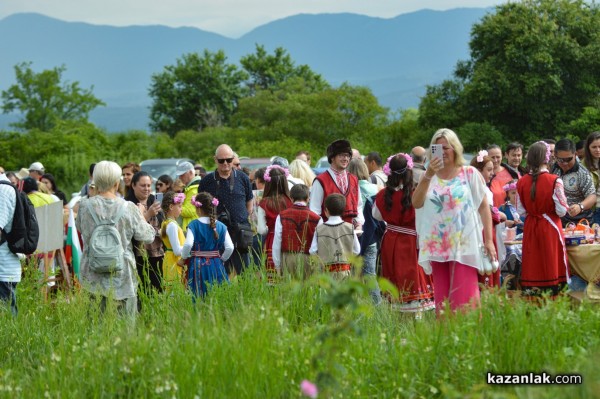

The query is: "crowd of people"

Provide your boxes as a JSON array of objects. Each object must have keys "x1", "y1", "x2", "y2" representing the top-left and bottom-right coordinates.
[{"x1": 1, "y1": 129, "x2": 599, "y2": 318}]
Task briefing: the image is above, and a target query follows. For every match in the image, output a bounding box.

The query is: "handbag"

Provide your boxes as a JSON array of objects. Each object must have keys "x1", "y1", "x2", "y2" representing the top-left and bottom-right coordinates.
[{"x1": 234, "y1": 222, "x2": 254, "y2": 251}]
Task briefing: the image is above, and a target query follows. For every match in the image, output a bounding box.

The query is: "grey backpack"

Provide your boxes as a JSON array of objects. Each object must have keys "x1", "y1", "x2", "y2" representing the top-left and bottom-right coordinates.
[{"x1": 86, "y1": 201, "x2": 127, "y2": 273}]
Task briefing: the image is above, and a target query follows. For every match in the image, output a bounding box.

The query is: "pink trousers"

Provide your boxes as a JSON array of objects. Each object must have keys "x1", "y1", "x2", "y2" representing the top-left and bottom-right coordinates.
[{"x1": 431, "y1": 261, "x2": 480, "y2": 313}]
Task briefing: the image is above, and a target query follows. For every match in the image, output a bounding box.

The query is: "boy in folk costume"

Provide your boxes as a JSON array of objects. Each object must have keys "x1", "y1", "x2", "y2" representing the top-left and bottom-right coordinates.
[
  {"x1": 272, "y1": 184, "x2": 322, "y2": 280},
  {"x1": 310, "y1": 193, "x2": 361, "y2": 279}
]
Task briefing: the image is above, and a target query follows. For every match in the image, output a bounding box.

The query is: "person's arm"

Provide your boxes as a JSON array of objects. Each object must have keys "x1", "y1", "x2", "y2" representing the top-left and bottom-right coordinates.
[
  {"x1": 478, "y1": 196, "x2": 497, "y2": 261},
  {"x1": 309, "y1": 228, "x2": 319, "y2": 255},
  {"x1": 581, "y1": 193, "x2": 597, "y2": 214},
  {"x1": 166, "y1": 222, "x2": 183, "y2": 257},
  {"x1": 553, "y1": 178, "x2": 568, "y2": 218},
  {"x1": 221, "y1": 230, "x2": 234, "y2": 261},
  {"x1": 352, "y1": 230, "x2": 361, "y2": 255},
  {"x1": 272, "y1": 216, "x2": 283, "y2": 269},
  {"x1": 245, "y1": 175, "x2": 254, "y2": 216},
  {"x1": 354, "y1": 185, "x2": 365, "y2": 225},
  {"x1": 256, "y1": 206, "x2": 268, "y2": 235},
  {"x1": 181, "y1": 228, "x2": 195, "y2": 259},
  {"x1": 309, "y1": 180, "x2": 324, "y2": 216},
  {"x1": 372, "y1": 202, "x2": 383, "y2": 221},
  {"x1": 412, "y1": 157, "x2": 441, "y2": 209},
  {"x1": 130, "y1": 203, "x2": 155, "y2": 244}
]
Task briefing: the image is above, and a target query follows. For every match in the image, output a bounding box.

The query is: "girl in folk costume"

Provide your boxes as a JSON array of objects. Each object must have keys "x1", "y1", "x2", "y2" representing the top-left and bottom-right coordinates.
[
  {"x1": 181, "y1": 192, "x2": 234, "y2": 298},
  {"x1": 257, "y1": 165, "x2": 293, "y2": 283},
  {"x1": 516, "y1": 142, "x2": 569, "y2": 298},
  {"x1": 470, "y1": 150, "x2": 505, "y2": 289},
  {"x1": 373, "y1": 153, "x2": 435, "y2": 312},
  {"x1": 498, "y1": 180, "x2": 525, "y2": 236},
  {"x1": 160, "y1": 192, "x2": 186, "y2": 288}
]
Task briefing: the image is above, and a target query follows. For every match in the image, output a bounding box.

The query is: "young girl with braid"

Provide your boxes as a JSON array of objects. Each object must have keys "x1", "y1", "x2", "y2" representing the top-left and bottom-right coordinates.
[
  {"x1": 160, "y1": 192, "x2": 186, "y2": 288},
  {"x1": 373, "y1": 153, "x2": 434, "y2": 312},
  {"x1": 257, "y1": 165, "x2": 293, "y2": 283},
  {"x1": 181, "y1": 192, "x2": 234, "y2": 298},
  {"x1": 516, "y1": 142, "x2": 569, "y2": 299}
]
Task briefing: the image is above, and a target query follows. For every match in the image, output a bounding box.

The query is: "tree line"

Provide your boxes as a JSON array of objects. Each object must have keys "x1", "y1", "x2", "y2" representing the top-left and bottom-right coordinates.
[{"x1": 2, "y1": 0, "x2": 600, "y2": 196}]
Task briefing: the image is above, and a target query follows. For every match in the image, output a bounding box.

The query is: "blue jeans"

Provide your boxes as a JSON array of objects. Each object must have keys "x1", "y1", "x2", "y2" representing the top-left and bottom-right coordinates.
[
  {"x1": 362, "y1": 244, "x2": 382, "y2": 304},
  {"x1": 0, "y1": 281, "x2": 18, "y2": 316},
  {"x1": 569, "y1": 275, "x2": 589, "y2": 292},
  {"x1": 226, "y1": 249, "x2": 250, "y2": 275}
]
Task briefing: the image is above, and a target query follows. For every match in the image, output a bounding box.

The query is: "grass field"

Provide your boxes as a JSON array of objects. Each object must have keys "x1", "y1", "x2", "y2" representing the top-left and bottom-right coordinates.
[{"x1": 1, "y1": 267, "x2": 599, "y2": 398}]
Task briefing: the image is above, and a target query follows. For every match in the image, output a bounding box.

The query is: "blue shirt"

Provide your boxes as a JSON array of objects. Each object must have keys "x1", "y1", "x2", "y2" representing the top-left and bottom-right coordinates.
[{"x1": 199, "y1": 170, "x2": 253, "y2": 225}]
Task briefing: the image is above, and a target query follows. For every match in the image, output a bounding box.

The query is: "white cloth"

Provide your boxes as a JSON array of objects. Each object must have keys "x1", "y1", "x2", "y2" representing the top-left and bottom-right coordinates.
[
  {"x1": 309, "y1": 216, "x2": 361, "y2": 256},
  {"x1": 309, "y1": 169, "x2": 365, "y2": 225},
  {"x1": 271, "y1": 202, "x2": 323, "y2": 269},
  {"x1": 0, "y1": 174, "x2": 20, "y2": 282},
  {"x1": 181, "y1": 216, "x2": 234, "y2": 262},
  {"x1": 256, "y1": 206, "x2": 268, "y2": 236},
  {"x1": 165, "y1": 221, "x2": 183, "y2": 257},
  {"x1": 287, "y1": 176, "x2": 304, "y2": 191}
]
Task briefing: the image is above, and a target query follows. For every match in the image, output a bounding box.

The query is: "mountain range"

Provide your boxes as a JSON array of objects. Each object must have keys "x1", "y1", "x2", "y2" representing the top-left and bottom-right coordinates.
[{"x1": 0, "y1": 9, "x2": 492, "y2": 132}]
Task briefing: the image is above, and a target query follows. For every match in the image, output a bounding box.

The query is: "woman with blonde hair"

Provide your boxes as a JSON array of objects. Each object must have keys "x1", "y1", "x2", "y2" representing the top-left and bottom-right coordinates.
[
  {"x1": 289, "y1": 159, "x2": 316, "y2": 187},
  {"x1": 413, "y1": 128, "x2": 496, "y2": 313}
]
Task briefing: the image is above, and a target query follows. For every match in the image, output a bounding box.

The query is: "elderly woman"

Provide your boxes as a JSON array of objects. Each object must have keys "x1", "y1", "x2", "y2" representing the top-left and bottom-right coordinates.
[
  {"x1": 413, "y1": 128, "x2": 496, "y2": 313},
  {"x1": 76, "y1": 161, "x2": 154, "y2": 317}
]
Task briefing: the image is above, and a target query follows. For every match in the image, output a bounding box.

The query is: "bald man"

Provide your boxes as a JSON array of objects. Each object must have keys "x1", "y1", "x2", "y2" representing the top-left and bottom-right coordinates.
[
  {"x1": 199, "y1": 144, "x2": 254, "y2": 275},
  {"x1": 410, "y1": 146, "x2": 427, "y2": 186}
]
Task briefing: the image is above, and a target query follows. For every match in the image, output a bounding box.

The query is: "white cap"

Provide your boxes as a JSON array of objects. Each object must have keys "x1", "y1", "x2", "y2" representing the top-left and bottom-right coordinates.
[
  {"x1": 175, "y1": 161, "x2": 194, "y2": 176},
  {"x1": 28, "y1": 162, "x2": 44, "y2": 172}
]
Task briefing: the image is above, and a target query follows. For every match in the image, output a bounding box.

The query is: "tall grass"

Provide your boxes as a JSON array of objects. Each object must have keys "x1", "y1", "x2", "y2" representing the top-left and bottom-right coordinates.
[{"x1": 0, "y1": 268, "x2": 599, "y2": 398}]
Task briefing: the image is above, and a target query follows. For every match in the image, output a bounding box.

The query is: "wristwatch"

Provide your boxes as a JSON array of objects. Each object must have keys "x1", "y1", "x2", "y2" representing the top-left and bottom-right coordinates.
[{"x1": 578, "y1": 203, "x2": 584, "y2": 211}]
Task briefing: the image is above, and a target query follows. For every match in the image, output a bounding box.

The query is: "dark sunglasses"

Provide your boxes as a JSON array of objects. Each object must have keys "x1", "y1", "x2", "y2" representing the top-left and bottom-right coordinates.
[
  {"x1": 217, "y1": 158, "x2": 234, "y2": 164},
  {"x1": 557, "y1": 156, "x2": 574, "y2": 164}
]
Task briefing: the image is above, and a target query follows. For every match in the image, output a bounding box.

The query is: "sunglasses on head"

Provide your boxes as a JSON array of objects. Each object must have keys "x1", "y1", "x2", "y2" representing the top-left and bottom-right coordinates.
[
  {"x1": 217, "y1": 158, "x2": 234, "y2": 164},
  {"x1": 557, "y1": 156, "x2": 574, "y2": 164}
]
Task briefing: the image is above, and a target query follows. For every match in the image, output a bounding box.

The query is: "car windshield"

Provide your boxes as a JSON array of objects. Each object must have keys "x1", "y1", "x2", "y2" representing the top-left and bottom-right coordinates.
[{"x1": 141, "y1": 164, "x2": 178, "y2": 181}]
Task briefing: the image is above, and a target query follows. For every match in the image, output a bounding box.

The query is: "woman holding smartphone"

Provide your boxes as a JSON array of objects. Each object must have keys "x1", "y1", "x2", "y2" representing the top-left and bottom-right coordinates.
[{"x1": 413, "y1": 128, "x2": 497, "y2": 314}]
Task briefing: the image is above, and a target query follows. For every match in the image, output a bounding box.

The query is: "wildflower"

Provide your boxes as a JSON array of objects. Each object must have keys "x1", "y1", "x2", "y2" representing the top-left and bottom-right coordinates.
[{"x1": 300, "y1": 380, "x2": 318, "y2": 398}]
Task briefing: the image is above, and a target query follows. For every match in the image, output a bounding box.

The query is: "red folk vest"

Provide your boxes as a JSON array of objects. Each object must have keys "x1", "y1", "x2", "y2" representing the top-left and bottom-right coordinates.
[
  {"x1": 279, "y1": 205, "x2": 321, "y2": 253},
  {"x1": 315, "y1": 171, "x2": 359, "y2": 223}
]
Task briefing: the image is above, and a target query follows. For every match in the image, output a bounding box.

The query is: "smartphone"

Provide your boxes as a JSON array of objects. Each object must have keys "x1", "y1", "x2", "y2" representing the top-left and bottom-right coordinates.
[
  {"x1": 431, "y1": 144, "x2": 444, "y2": 167},
  {"x1": 155, "y1": 192, "x2": 163, "y2": 203}
]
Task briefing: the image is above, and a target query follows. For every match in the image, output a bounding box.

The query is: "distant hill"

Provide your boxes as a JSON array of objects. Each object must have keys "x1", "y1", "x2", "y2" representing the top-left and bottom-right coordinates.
[{"x1": 0, "y1": 9, "x2": 492, "y2": 132}]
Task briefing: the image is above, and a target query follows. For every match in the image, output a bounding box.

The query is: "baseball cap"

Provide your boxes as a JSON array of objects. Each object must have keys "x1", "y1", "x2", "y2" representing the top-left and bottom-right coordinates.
[
  {"x1": 175, "y1": 161, "x2": 194, "y2": 176},
  {"x1": 29, "y1": 162, "x2": 45, "y2": 172}
]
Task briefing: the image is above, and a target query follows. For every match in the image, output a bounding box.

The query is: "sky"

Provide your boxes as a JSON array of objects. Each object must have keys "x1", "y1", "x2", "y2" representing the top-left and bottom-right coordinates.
[{"x1": 0, "y1": 0, "x2": 501, "y2": 38}]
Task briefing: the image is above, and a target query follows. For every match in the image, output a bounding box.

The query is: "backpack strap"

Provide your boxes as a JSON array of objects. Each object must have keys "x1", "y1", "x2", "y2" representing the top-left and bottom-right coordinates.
[{"x1": 87, "y1": 200, "x2": 128, "y2": 226}]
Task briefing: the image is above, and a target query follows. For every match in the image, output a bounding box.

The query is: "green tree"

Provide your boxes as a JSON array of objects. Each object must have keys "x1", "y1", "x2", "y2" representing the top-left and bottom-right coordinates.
[
  {"x1": 419, "y1": 0, "x2": 600, "y2": 143},
  {"x1": 148, "y1": 50, "x2": 248, "y2": 137},
  {"x1": 240, "y1": 45, "x2": 328, "y2": 94},
  {"x1": 1, "y1": 62, "x2": 105, "y2": 131}
]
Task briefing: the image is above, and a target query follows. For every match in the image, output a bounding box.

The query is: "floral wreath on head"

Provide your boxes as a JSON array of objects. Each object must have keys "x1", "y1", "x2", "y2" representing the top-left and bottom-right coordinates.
[
  {"x1": 172, "y1": 193, "x2": 185, "y2": 204},
  {"x1": 535, "y1": 141, "x2": 551, "y2": 164},
  {"x1": 264, "y1": 165, "x2": 290, "y2": 182},
  {"x1": 476, "y1": 150, "x2": 488, "y2": 163},
  {"x1": 191, "y1": 196, "x2": 219, "y2": 208},
  {"x1": 502, "y1": 182, "x2": 517, "y2": 192},
  {"x1": 383, "y1": 153, "x2": 413, "y2": 176}
]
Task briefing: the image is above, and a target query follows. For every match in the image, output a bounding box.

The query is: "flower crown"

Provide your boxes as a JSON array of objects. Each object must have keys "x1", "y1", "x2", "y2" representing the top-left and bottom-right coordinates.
[
  {"x1": 172, "y1": 193, "x2": 185, "y2": 204},
  {"x1": 502, "y1": 182, "x2": 517, "y2": 192},
  {"x1": 476, "y1": 150, "x2": 488, "y2": 163},
  {"x1": 191, "y1": 196, "x2": 219, "y2": 208},
  {"x1": 264, "y1": 165, "x2": 290, "y2": 182},
  {"x1": 536, "y1": 141, "x2": 551, "y2": 164},
  {"x1": 383, "y1": 153, "x2": 413, "y2": 176}
]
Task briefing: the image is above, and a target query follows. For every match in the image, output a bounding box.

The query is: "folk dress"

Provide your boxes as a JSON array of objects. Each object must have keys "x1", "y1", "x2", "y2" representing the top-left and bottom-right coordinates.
[
  {"x1": 259, "y1": 197, "x2": 293, "y2": 283},
  {"x1": 516, "y1": 171, "x2": 569, "y2": 297},
  {"x1": 374, "y1": 189, "x2": 434, "y2": 312},
  {"x1": 184, "y1": 218, "x2": 232, "y2": 297},
  {"x1": 160, "y1": 218, "x2": 185, "y2": 287}
]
